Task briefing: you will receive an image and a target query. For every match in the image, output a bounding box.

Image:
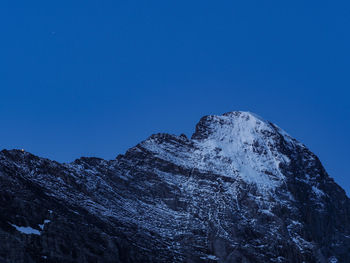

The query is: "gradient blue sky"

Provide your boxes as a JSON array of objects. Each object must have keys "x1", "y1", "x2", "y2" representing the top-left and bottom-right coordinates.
[{"x1": 1, "y1": 1, "x2": 349, "y2": 194}]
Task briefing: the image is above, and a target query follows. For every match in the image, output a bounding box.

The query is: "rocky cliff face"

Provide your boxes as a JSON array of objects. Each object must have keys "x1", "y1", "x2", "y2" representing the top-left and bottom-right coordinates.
[{"x1": 0, "y1": 111, "x2": 349, "y2": 263}]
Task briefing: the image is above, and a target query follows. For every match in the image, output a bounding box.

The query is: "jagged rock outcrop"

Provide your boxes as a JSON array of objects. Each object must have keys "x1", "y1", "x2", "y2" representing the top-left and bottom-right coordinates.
[{"x1": 0, "y1": 111, "x2": 349, "y2": 262}]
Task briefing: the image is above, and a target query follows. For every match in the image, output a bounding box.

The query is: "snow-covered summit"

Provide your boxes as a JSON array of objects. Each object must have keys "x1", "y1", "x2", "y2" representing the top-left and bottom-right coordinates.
[
  {"x1": 192, "y1": 111, "x2": 269, "y2": 139},
  {"x1": 192, "y1": 111, "x2": 295, "y2": 144},
  {"x1": 142, "y1": 111, "x2": 296, "y2": 191}
]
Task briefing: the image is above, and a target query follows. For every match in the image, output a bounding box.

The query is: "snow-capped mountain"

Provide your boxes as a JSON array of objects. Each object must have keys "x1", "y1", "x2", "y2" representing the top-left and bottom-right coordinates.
[{"x1": 0, "y1": 111, "x2": 349, "y2": 262}]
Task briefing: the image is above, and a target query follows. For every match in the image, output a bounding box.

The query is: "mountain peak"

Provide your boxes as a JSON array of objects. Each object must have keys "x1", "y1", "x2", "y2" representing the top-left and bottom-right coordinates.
[
  {"x1": 191, "y1": 111, "x2": 273, "y2": 141},
  {"x1": 222, "y1": 110, "x2": 265, "y2": 120},
  {"x1": 1, "y1": 111, "x2": 349, "y2": 263},
  {"x1": 139, "y1": 111, "x2": 297, "y2": 191}
]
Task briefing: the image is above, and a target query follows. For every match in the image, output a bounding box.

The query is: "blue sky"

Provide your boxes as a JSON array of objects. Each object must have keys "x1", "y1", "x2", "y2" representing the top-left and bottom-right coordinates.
[{"x1": 0, "y1": 1, "x2": 349, "y2": 194}]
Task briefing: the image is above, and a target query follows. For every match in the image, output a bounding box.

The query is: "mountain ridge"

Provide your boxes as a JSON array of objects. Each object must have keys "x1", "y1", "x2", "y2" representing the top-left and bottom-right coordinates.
[{"x1": 0, "y1": 111, "x2": 349, "y2": 262}]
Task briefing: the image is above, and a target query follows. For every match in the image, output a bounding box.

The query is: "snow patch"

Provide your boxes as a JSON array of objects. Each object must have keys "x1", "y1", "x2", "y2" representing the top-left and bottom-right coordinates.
[
  {"x1": 10, "y1": 223, "x2": 41, "y2": 235},
  {"x1": 38, "y1": 219, "x2": 51, "y2": 230},
  {"x1": 312, "y1": 186, "x2": 325, "y2": 198},
  {"x1": 200, "y1": 255, "x2": 219, "y2": 261}
]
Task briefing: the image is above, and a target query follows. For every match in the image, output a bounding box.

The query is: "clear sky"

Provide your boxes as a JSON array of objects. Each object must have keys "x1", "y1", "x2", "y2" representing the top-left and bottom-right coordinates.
[{"x1": 1, "y1": 1, "x2": 349, "y2": 194}]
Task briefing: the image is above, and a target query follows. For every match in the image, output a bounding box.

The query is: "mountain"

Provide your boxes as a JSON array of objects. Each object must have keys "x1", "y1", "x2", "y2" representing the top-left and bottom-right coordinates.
[{"x1": 0, "y1": 111, "x2": 349, "y2": 263}]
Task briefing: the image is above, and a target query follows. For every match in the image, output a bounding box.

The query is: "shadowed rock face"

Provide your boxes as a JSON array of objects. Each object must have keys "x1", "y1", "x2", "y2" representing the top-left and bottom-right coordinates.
[{"x1": 0, "y1": 111, "x2": 349, "y2": 263}]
